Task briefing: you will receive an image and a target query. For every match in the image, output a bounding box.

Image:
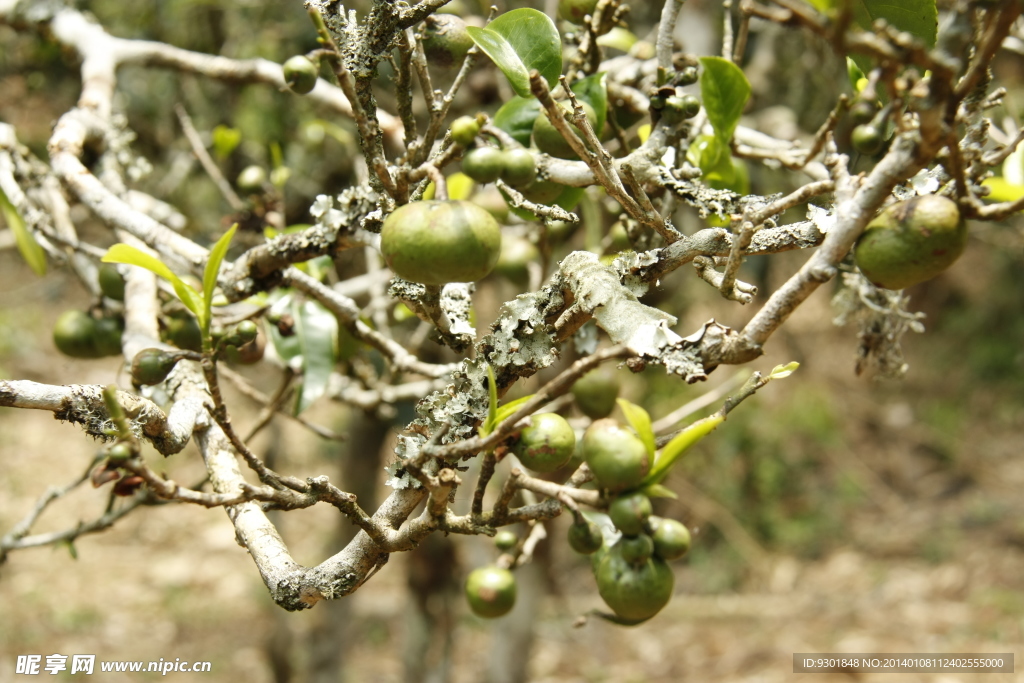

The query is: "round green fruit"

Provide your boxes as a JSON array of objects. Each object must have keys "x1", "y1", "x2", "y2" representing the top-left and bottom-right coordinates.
[
  {"x1": 558, "y1": 0, "x2": 599, "y2": 24},
  {"x1": 608, "y1": 492, "x2": 652, "y2": 537},
  {"x1": 532, "y1": 101, "x2": 598, "y2": 160},
  {"x1": 854, "y1": 194, "x2": 967, "y2": 290},
  {"x1": 849, "y1": 99, "x2": 879, "y2": 125},
  {"x1": 450, "y1": 116, "x2": 481, "y2": 147},
  {"x1": 462, "y1": 146, "x2": 504, "y2": 184},
  {"x1": 98, "y1": 263, "x2": 125, "y2": 301},
  {"x1": 237, "y1": 165, "x2": 267, "y2": 193},
  {"x1": 380, "y1": 200, "x2": 502, "y2": 285},
  {"x1": 107, "y1": 443, "x2": 133, "y2": 462},
  {"x1": 164, "y1": 314, "x2": 202, "y2": 352},
  {"x1": 512, "y1": 412, "x2": 576, "y2": 473},
  {"x1": 465, "y1": 566, "x2": 517, "y2": 618},
  {"x1": 567, "y1": 519, "x2": 604, "y2": 555},
  {"x1": 283, "y1": 55, "x2": 318, "y2": 95},
  {"x1": 499, "y1": 148, "x2": 537, "y2": 188},
  {"x1": 422, "y1": 14, "x2": 474, "y2": 69},
  {"x1": 661, "y1": 95, "x2": 700, "y2": 125},
  {"x1": 93, "y1": 316, "x2": 123, "y2": 357},
  {"x1": 582, "y1": 419, "x2": 650, "y2": 492},
  {"x1": 650, "y1": 517, "x2": 691, "y2": 560},
  {"x1": 131, "y1": 348, "x2": 180, "y2": 386},
  {"x1": 594, "y1": 542, "x2": 674, "y2": 622},
  {"x1": 519, "y1": 178, "x2": 564, "y2": 204},
  {"x1": 851, "y1": 123, "x2": 884, "y2": 156},
  {"x1": 53, "y1": 310, "x2": 100, "y2": 359},
  {"x1": 493, "y1": 530, "x2": 518, "y2": 552},
  {"x1": 571, "y1": 370, "x2": 620, "y2": 420},
  {"x1": 494, "y1": 235, "x2": 540, "y2": 286},
  {"x1": 618, "y1": 533, "x2": 654, "y2": 566}
]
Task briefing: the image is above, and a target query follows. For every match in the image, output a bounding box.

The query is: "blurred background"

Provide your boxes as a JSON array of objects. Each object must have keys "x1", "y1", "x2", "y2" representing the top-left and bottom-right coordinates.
[{"x1": 1, "y1": 0, "x2": 1023, "y2": 681}]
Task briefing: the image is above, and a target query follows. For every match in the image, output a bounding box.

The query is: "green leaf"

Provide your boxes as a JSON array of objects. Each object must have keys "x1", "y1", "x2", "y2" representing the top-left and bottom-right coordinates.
[
  {"x1": 640, "y1": 483, "x2": 678, "y2": 499},
  {"x1": 846, "y1": 56, "x2": 867, "y2": 92},
  {"x1": 103, "y1": 244, "x2": 203, "y2": 323},
  {"x1": 982, "y1": 177, "x2": 1024, "y2": 204},
  {"x1": 294, "y1": 300, "x2": 338, "y2": 414},
  {"x1": 494, "y1": 394, "x2": 535, "y2": 425},
  {"x1": 211, "y1": 125, "x2": 241, "y2": 160},
  {"x1": 807, "y1": 0, "x2": 833, "y2": 10},
  {"x1": 852, "y1": 0, "x2": 936, "y2": 48},
  {"x1": 769, "y1": 361, "x2": 800, "y2": 379},
  {"x1": 466, "y1": 8, "x2": 561, "y2": 98},
  {"x1": 699, "y1": 56, "x2": 751, "y2": 145},
  {"x1": 482, "y1": 364, "x2": 499, "y2": 437},
  {"x1": 203, "y1": 224, "x2": 237, "y2": 336},
  {"x1": 571, "y1": 72, "x2": 608, "y2": 138},
  {"x1": 0, "y1": 186, "x2": 46, "y2": 276},
  {"x1": 493, "y1": 96, "x2": 543, "y2": 147},
  {"x1": 643, "y1": 414, "x2": 724, "y2": 486},
  {"x1": 616, "y1": 398, "x2": 655, "y2": 457}
]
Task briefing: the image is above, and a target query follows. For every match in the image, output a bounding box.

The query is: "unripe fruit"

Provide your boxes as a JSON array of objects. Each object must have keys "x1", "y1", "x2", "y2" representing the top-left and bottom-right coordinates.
[
  {"x1": 227, "y1": 320, "x2": 259, "y2": 347},
  {"x1": 283, "y1": 56, "x2": 319, "y2": 95},
  {"x1": 608, "y1": 492, "x2": 653, "y2": 537},
  {"x1": 380, "y1": 200, "x2": 502, "y2": 285},
  {"x1": 494, "y1": 235, "x2": 540, "y2": 286},
  {"x1": 422, "y1": 14, "x2": 474, "y2": 69},
  {"x1": 462, "y1": 146, "x2": 504, "y2": 184},
  {"x1": 499, "y1": 148, "x2": 537, "y2": 188},
  {"x1": 519, "y1": 178, "x2": 564, "y2": 204},
  {"x1": 450, "y1": 116, "x2": 481, "y2": 147},
  {"x1": 93, "y1": 316, "x2": 124, "y2": 357},
  {"x1": 511, "y1": 413, "x2": 576, "y2": 473},
  {"x1": 582, "y1": 419, "x2": 650, "y2": 492},
  {"x1": 237, "y1": 165, "x2": 267, "y2": 193},
  {"x1": 164, "y1": 314, "x2": 202, "y2": 352},
  {"x1": 493, "y1": 530, "x2": 518, "y2": 551},
  {"x1": 678, "y1": 66, "x2": 699, "y2": 86},
  {"x1": 532, "y1": 101, "x2": 598, "y2": 160},
  {"x1": 851, "y1": 123, "x2": 884, "y2": 156},
  {"x1": 107, "y1": 443, "x2": 133, "y2": 462},
  {"x1": 618, "y1": 533, "x2": 654, "y2": 566},
  {"x1": 567, "y1": 519, "x2": 604, "y2": 554},
  {"x1": 854, "y1": 194, "x2": 967, "y2": 290},
  {"x1": 558, "y1": 0, "x2": 599, "y2": 24},
  {"x1": 661, "y1": 95, "x2": 700, "y2": 125},
  {"x1": 650, "y1": 517, "x2": 691, "y2": 560},
  {"x1": 849, "y1": 99, "x2": 879, "y2": 125},
  {"x1": 53, "y1": 310, "x2": 100, "y2": 359},
  {"x1": 98, "y1": 263, "x2": 125, "y2": 301},
  {"x1": 465, "y1": 566, "x2": 517, "y2": 618},
  {"x1": 572, "y1": 370, "x2": 620, "y2": 419},
  {"x1": 131, "y1": 348, "x2": 180, "y2": 386},
  {"x1": 594, "y1": 541, "x2": 674, "y2": 622}
]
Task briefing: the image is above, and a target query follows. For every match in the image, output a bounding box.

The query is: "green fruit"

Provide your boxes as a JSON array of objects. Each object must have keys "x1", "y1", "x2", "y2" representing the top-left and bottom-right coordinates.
[
  {"x1": 608, "y1": 492, "x2": 652, "y2": 537},
  {"x1": 380, "y1": 200, "x2": 502, "y2": 285},
  {"x1": 226, "y1": 320, "x2": 259, "y2": 347},
  {"x1": 98, "y1": 263, "x2": 125, "y2": 301},
  {"x1": 494, "y1": 235, "x2": 540, "y2": 286},
  {"x1": 131, "y1": 348, "x2": 180, "y2": 386},
  {"x1": 594, "y1": 542, "x2": 674, "y2": 622},
  {"x1": 849, "y1": 99, "x2": 878, "y2": 125},
  {"x1": 519, "y1": 178, "x2": 564, "y2": 204},
  {"x1": 499, "y1": 148, "x2": 537, "y2": 188},
  {"x1": 661, "y1": 95, "x2": 700, "y2": 125},
  {"x1": 572, "y1": 370, "x2": 620, "y2": 419},
  {"x1": 851, "y1": 123, "x2": 884, "y2": 156},
  {"x1": 650, "y1": 517, "x2": 691, "y2": 560},
  {"x1": 582, "y1": 419, "x2": 650, "y2": 492},
  {"x1": 422, "y1": 14, "x2": 474, "y2": 69},
  {"x1": 107, "y1": 443, "x2": 133, "y2": 462},
  {"x1": 164, "y1": 314, "x2": 202, "y2": 352},
  {"x1": 465, "y1": 566, "x2": 517, "y2": 618},
  {"x1": 512, "y1": 413, "x2": 576, "y2": 473},
  {"x1": 93, "y1": 316, "x2": 123, "y2": 357},
  {"x1": 462, "y1": 146, "x2": 504, "y2": 184},
  {"x1": 450, "y1": 116, "x2": 481, "y2": 147},
  {"x1": 532, "y1": 101, "x2": 598, "y2": 160},
  {"x1": 493, "y1": 530, "x2": 518, "y2": 551},
  {"x1": 567, "y1": 519, "x2": 604, "y2": 554},
  {"x1": 237, "y1": 165, "x2": 267, "y2": 192},
  {"x1": 558, "y1": 0, "x2": 599, "y2": 24},
  {"x1": 678, "y1": 66, "x2": 699, "y2": 86},
  {"x1": 618, "y1": 533, "x2": 654, "y2": 566},
  {"x1": 53, "y1": 310, "x2": 100, "y2": 359},
  {"x1": 283, "y1": 55, "x2": 318, "y2": 95},
  {"x1": 854, "y1": 194, "x2": 967, "y2": 290}
]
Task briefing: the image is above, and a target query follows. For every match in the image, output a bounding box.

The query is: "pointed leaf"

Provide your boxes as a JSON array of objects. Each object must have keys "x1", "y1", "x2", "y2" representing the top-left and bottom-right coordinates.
[
  {"x1": 493, "y1": 96, "x2": 543, "y2": 147},
  {"x1": 699, "y1": 56, "x2": 751, "y2": 145},
  {"x1": 494, "y1": 394, "x2": 536, "y2": 425},
  {"x1": 571, "y1": 72, "x2": 608, "y2": 138},
  {"x1": 769, "y1": 361, "x2": 800, "y2": 379},
  {"x1": 203, "y1": 224, "x2": 237, "y2": 334},
  {"x1": 466, "y1": 8, "x2": 561, "y2": 98},
  {"x1": 481, "y1": 364, "x2": 499, "y2": 437},
  {"x1": 0, "y1": 186, "x2": 46, "y2": 276},
  {"x1": 103, "y1": 244, "x2": 203, "y2": 322},
  {"x1": 294, "y1": 300, "x2": 338, "y2": 414},
  {"x1": 644, "y1": 414, "x2": 724, "y2": 486},
  {"x1": 616, "y1": 398, "x2": 655, "y2": 457}
]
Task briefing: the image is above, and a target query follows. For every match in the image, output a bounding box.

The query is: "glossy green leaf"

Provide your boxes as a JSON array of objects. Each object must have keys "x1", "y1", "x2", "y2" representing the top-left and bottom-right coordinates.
[
  {"x1": 203, "y1": 224, "x2": 237, "y2": 335},
  {"x1": 616, "y1": 398, "x2": 655, "y2": 457},
  {"x1": 294, "y1": 300, "x2": 338, "y2": 414},
  {"x1": 466, "y1": 8, "x2": 562, "y2": 98},
  {"x1": 846, "y1": 56, "x2": 867, "y2": 92},
  {"x1": 494, "y1": 394, "x2": 535, "y2": 425},
  {"x1": 493, "y1": 96, "x2": 543, "y2": 147},
  {"x1": 103, "y1": 244, "x2": 203, "y2": 322},
  {"x1": 643, "y1": 414, "x2": 724, "y2": 486},
  {"x1": 769, "y1": 361, "x2": 800, "y2": 379},
  {"x1": 571, "y1": 72, "x2": 608, "y2": 138},
  {"x1": 0, "y1": 186, "x2": 46, "y2": 276},
  {"x1": 982, "y1": 177, "x2": 1024, "y2": 203},
  {"x1": 699, "y1": 56, "x2": 751, "y2": 145}
]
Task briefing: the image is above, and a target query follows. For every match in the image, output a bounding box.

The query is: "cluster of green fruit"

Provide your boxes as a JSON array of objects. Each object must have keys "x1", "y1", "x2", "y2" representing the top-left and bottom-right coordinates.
[{"x1": 52, "y1": 265, "x2": 126, "y2": 359}]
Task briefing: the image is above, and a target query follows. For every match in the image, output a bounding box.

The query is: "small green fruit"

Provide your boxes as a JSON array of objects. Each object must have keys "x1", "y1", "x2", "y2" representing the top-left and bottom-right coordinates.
[
  {"x1": 422, "y1": 14, "x2": 474, "y2": 69},
  {"x1": 462, "y1": 146, "x2": 504, "y2": 184},
  {"x1": 594, "y1": 542, "x2": 674, "y2": 622},
  {"x1": 512, "y1": 413, "x2": 576, "y2": 473},
  {"x1": 519, "y1": 178, "x2": 564, "y2": 204},
  {"x1": 851, "y1": 123, "x2": 884, "y2": 156},
  {"x1": 608, "y1": 492, "x2": 653, "y2": 537},
  {"x1": 567, "y1": 519, "x2": 604, "y2": 554},
  {"x1": 465, "y1": 566, "x2": 517, "y2": 618},
  {"x1": 494, "y1": 235, "x2": 540, "y2": 286},
  {"x1": 650, "y1": 517, "x2": 691, "y2": 560},
  {"x1": 572, "y1": 370, "x2": 620, "y2": 419},
  {"x1": 499, "y1": 148, "x2": 537, "y2": 188},
  {"x1": 661, "y1": 95, "x2": 700, "y2": 124},
  {"x1": 131, "y1": 348, "x2": 180, "y2": 386},
  {"x1": 854, "y1": 194, "x2": 967, "y2": 290},
  {"x1": 532, "y1": 101, "x2": 598, "y2": 160},
  {"x1": 107, "y1": 443, "x2": 133, "y2": 462},
  {"x1": 849, "y1": 99, "x2": 879, "y2": 125},
  {"x1": 450, "y1": 116, "x2": 481, "y2": 147},
  {"x1": 164, "y1": 314, "x2": 202, "y2": 352},
  {"x1": 93, "y1": 316, "x2": 124, "y2": 357},
  {"x1": 678, "y1": 66, "x2": 699, "y2": 86},
  {"x1": 618, "y1": 533, "x2": 655, "y2": 566},
  {"x1": 237, "y1": 165, "x2": 267, "y2": 193},
  {"x1": 98, "y1": 264, "x2": 125, "y2": 301},
  {"x1": 493, "y1": 530, "x2": 518, "y2": 551},
  {"x1": 558, "y1": 0, "x2": 599, "y2": 24},
  {"x1": 226, "y1": 320, "x2": 259, "y2": 347},
  {"x1": 53, "y1": 310, "x2": 100, "y2": 359},
  {"x1": 381, "y1": 200, "x2": 502, "y2": 285},
  {"x1": 582, "y1": 419, "x2": 650, "y2": 492},
  {"x1": 283, "y1": 55, "x2": 319, "y2": 95}
]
